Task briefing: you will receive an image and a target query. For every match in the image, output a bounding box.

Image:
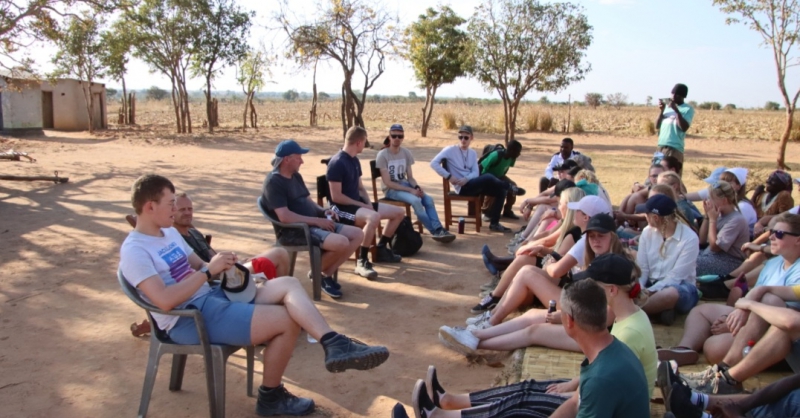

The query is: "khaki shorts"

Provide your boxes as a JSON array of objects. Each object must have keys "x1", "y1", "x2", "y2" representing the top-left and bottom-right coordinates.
[{"x1": 659, "y1": 146, "x2": 684, "y2": 163}]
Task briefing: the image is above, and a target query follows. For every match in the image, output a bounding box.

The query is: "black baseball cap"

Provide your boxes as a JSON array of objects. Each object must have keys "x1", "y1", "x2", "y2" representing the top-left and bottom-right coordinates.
[
  {"x1": 568, "y1": 166, "x2": 583, "y2": 177},
  {"x1": 572, "y1": 253, "x2": 635, "y2": 286},
  {"x1": 554, "y1": 159, "x2": 579, "y2": 172},
  {"x1": 458, "y1": 125, "x2": 473, "y2": 135},
  {"x1": 551, "y1": 179, "x2": 576, "y2": 198},
  {"x1": 583, "y1": 213, "x2": 616, "y2": 234},
  {"x1": 644, "y1": 194, "x2": 677, "y2": 216}
]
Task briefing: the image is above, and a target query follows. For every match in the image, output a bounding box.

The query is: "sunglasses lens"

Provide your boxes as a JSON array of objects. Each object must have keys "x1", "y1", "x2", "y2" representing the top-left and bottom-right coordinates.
[
  {"x1": 459, "y1": 136, "x2": 469, "y2": 140},
  {"x1": 391, "y1": 135, "x2": 403, "y2": 139}
]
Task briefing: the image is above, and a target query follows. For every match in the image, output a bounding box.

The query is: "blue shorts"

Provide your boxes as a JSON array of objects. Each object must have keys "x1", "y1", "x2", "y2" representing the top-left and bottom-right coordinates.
[
  {"x1": 168, "y1": 287, "x2": 255, "y2": 346},
  {"x1": 751, "y1": 388, "x2": 800, "y2": 418},
  {"x1": 648, "y1": 280, "x2": 699, "y2": 314}
]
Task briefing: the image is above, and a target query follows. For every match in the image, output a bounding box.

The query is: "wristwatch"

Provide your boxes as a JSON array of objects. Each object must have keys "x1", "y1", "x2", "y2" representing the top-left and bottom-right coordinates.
[{"x1": 200, "y1": 265, "x2": 212, "y2": 281}]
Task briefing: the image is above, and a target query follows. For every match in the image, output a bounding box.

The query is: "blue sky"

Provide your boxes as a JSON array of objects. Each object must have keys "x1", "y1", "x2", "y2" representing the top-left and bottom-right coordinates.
[{"x1": 62, "y1": 0, "x2": 800, "y2": 108}]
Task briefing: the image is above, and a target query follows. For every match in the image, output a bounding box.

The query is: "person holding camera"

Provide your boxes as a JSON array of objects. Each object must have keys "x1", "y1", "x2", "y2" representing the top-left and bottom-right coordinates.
[{"x1": 656, "y1": 83, "x2": 695, "y2": 171}]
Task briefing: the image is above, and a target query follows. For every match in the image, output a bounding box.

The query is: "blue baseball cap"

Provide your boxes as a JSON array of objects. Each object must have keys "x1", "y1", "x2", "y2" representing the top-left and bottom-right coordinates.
[
  {"x1": 389, "y1": 124, "x2": 404, "y2": 132},
  {"x1": 275, "y1": 139, "x2": 309, "y2": 157},
  {"x1": 644, "y1": 194, "x2": 677, "y2": 216}
]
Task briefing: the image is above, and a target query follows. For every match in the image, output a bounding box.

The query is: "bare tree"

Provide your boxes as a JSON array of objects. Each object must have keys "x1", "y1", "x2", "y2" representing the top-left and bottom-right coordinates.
[
  {"x1": 606, "y1": 92, "x2": 627, "y2": 110},
  {"x1": 713, "y1": 0, "x2": 800, "y2": 169},
  {"x1": 280, "y1": 0, "x2": 400, "y2": 141}
]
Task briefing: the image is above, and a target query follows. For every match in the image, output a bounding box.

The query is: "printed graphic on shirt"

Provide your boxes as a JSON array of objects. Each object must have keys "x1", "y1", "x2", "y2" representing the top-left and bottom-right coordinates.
[
  {"x1": 386, "y1": 157, "x2": 407, "y2": 182},
  {"x1": 158, "y1": 242, "x2": 193, "y2": 282}
]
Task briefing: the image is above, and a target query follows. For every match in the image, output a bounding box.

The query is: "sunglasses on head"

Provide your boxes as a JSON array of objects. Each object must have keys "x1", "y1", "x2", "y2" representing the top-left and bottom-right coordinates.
[
  {"x1": 390, "y1": 134, "x2": 404, "y2": 139},
  {"x1": 458, "y1": 135, "x2": 470, "y2": 141},
  {"x1": 770, "y1": 229, "x2": 800, "y2": 239}
]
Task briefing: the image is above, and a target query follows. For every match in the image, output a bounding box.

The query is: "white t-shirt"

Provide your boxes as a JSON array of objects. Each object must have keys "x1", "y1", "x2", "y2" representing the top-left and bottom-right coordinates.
[
  {"x1": 567, "y1": 235, "x2": 587, "y2": 270},
  {"x1": 119, "y1": 227, "x2": 212, "y2": 331}
]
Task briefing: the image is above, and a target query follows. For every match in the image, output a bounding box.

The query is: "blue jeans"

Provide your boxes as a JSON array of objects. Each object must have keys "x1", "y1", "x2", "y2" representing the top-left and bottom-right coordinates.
[
  {"x1": 647, "y1": 280, "x2": 699, "y2": 314},
  {"x1": 385, "y1": 181, "x2": 443, "y2": 233},
  {"x1": 459, "y1": 174, "x2": 510, "y2": 223},
  {"x1": 751, "y1": 389, "x2": 800, "y2": 418}
]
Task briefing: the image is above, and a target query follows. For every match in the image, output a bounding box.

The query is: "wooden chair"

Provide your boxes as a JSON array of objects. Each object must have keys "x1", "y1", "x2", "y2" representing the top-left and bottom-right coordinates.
[
  {"x1": 440, "y1": 159, "x2": 483, "y2": 233},
  {"x1": 368, "y1": 160, "x2": 423, "y2": 234},
  {"x1": 316, "y1": 172, "x2": 377, "y2": 262}
]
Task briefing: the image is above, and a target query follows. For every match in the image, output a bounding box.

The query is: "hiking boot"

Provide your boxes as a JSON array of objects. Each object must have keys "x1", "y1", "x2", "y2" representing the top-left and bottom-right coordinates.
[
  {"x1": 432, "y1": 228, "x2": 456, "y2": 243},
  {"x1": 466, "y1": 310, "x2": 492, "y2": 326},
  {"x1": 321, "y1": 276, "x2": 343, "y2": 299},
  {"x1": 667, "y1": 382, "x2": 703, "y2": 417},
  {"x1": 354, "y1": 259, "x2": 378, "y2": 280},
  {"x1": 502, "y1": 210, "x2": 520, "y2": 220},
  {"x1": 489, "y1": 223, "x2": 511, "y2": 233},
  {"x1": 322, "y1": 333, "x2": 389, "y2": 373},
  {"x1": 375, "y1": 245, "x2": 402, "y2": 263},
  {"x1": 438, "y1": 326, "x2": 479, "y2": 355},
  {"x1": 660, "y1": 309, "x2": 676, "y2": 326},
  {"x1": 479, "y1": 273, "x2": 500, "y2": 292},
  {"x1": 256, "y1": 384, "x2": 315, "y2": 416},
  {"x1": 470, "y1": 294, "x2": 500, "y2": 314},
  {"x1": 658, "y1": 347, "x2": 700, "y2": 366},
  {"x1": 682, "y1": 365, "x2": 743, "y2": 394},
  {"x1": 308, "y1": 271, "x2": 341, "y2": 290}
]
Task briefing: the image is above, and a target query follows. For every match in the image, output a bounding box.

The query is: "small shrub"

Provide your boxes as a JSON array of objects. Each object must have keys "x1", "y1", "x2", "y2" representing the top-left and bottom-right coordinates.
[
  {"x1": 442, "y1": 110, "x2": 457, "y2": 130},
  {"x1": 642, "y1": 119, "x2": 656, "y2": 135},
  {"x1": 539, "y1": 112, "x2": 553, "y2": 132},
  {"x1": 524, "y1": 109, "x2": 539, "y2": 132},
  {"x1": 723, "y1": 103, "x2": 736, "y2": 110},
  {"x1": 571, "y1": 118, "x2": 584, "y2": 133},
  {"x1": 765, "y1": 101, "x2": 781, "y2": 111},
  {"x1": 585, "y1": 93, "x2": 603, "y2": 109},
  {"x1": 698, "y1": 102, "x2": 722, "y2": 110}
]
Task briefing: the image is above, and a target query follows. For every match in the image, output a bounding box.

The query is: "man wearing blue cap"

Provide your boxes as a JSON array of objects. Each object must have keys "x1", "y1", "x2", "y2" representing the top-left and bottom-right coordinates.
[
  {"x1": 327, "y1": 126, "x2": 406, "y2": 276},
  {"x1": 261, "y1": 139, "x2": 366, "y2": 296},
  {"x1": 376, "y1": 124, "x2": 455, "y2": 243}
]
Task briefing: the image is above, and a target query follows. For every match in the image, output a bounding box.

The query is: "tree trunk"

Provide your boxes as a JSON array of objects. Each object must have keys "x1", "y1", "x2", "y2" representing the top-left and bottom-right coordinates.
[
  {"x1": 250, "y1": 99, "x2": 257, "y2": 129},
  {"x1": 310, "y1": 60, "x2": 318, "y2": 127},
  {"x1": 778, "y1": 107, "x2": 794, "y2": 170},
  {"x1": 122, "y1": 78, "x2": 129, "y2": 125},
  {"x1": 205, "y1": 80, "x2": 214, "y2": 133},
  {"x1": 129, "y1": 93, "x2": 136, "y2": 125},
  {"x1": 340, "y1": 82, "x2": 348, "y2": 139},
  {"x1": 421, "y1": 84, "x2": 436, "y2": 138},
  {"x1": 170, "y1": 82, "x2": 181, "y2": 133}
]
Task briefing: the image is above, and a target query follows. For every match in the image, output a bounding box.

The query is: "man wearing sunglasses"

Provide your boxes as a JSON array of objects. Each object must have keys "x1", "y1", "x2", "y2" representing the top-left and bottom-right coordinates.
[
  {"x1": 430, "y1": 126, "x2": 512, "y2": 232},
  {"x1": 376, "y1": 124, "x2": 455, "y2": 243}
]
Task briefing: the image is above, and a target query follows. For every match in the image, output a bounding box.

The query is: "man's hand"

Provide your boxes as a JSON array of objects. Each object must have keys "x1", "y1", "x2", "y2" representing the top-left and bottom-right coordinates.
[
  {"x1": 710, "y1": 315, "x2": 730, "y2": 335},
  {"x1": 316, "y1": 217, "x2": 336, "y2": 231},
  {"x1": 324, "y1": 209, "x2": 339, "y2": 222},
  {"x1": 545, "y1": 310, "x2": 562, "y2": 324},
  {"x1": 614, "y1": 211, "x2": 628, "y2": 223},
  {"x1": 411, "y1": 186, "x2": 424, "y2": 198},
  {"x1": 726, "y1": 308, "x2": 751, "y2": 336},
  {"x1": 669, "y1": 100, "x2": 680, "y2": 113},
  {"x1": 453, "y1": 177, "x2": 468, "y2": 187},
  {"x1": 658, "y1": 99, "x2": 666, "y2": 113},
  {"x1": 208, "y1": 251, "x2": 237, "y2": 275}
]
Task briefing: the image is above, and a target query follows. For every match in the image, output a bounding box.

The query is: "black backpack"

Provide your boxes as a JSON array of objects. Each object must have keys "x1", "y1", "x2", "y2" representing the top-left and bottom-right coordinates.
[
  {"x1": 391, "y1": 216, "x2": 423, "y2": 256},
  {"x1": 478, "y1": 144, "x2": 506, "y2": 173}
]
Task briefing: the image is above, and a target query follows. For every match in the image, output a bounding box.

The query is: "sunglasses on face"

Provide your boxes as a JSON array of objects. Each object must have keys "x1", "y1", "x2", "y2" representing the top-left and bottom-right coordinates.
[
  {"x1": 770, "y1": 229, "x2": 800, "y2": 239},
  {"x1": 391, "y1": 134, "x2": 404, "y2": 139},
  {"x1": 458, "y1": 136, "x2": 471, "y2": 141}
]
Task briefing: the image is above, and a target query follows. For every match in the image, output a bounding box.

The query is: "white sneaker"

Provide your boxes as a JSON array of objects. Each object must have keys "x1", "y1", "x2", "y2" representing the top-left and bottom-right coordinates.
[
  {"x1": 354, "y1": 259, "x2": 378, "y2": 280},
  {"x1": 465, "y1": 311, "x2": 491, "y2": 326},
  {"x1": 438, "y1": 326, "x2": 479, "y2": 355}
]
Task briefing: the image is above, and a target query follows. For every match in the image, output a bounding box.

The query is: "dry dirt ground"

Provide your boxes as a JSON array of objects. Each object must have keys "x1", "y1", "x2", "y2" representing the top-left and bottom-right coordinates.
[{"x1": 1, "y1": 126, "x2": 800, "y2": 418}]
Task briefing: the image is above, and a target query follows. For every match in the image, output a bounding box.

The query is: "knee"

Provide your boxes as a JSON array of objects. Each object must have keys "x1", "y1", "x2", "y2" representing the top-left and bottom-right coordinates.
[
  {"x1": 391, "y1": 207, "x2": 405, "y2": 219},
  {"x1": 365, "y1": 212, "x2": 380, "y2": 226},
  {"x1": 761, "y1": 293, "x2": 786, "y2": 307},
  {"x1": 328, "y1": 235, "x2": 349, "y2": 251},
  {"x1": 274, "y1": 247, "x2": 290, "y2": 264}
]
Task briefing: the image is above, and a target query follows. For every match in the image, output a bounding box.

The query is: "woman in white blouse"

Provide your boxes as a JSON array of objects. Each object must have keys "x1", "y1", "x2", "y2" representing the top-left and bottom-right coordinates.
[{"x1": 637, "y1": 194, "x2": 699, "y2": 325}]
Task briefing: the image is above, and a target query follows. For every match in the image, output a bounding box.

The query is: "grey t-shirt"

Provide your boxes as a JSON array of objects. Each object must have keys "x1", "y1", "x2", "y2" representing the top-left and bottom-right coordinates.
[
  {"x1": 261, "y1": 171, "x2": 322, "y2": 240},
  {"x1": 713, "y1": 210, "x2": 750, "y2": 260},
  {"x1": 376, "y1": 147, "x2": 415, "y2": 192}
]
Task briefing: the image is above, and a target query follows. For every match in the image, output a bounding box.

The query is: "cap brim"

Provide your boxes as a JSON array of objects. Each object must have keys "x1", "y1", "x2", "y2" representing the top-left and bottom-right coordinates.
[
  {"x1": 223, "y1": 276, "x2": 256, "y2": 303},
  {"x1": 572, "y1": 270, "x2": 591, "y2": 282},
  {"x1": 567, "y1": 202, "x2": 581, "y2": 210},
  {"x1": 583, "y1": 226, "x2": 615, "y2": 234},
  {"x1": 298, "y1": 147, "x2": 310, "y2": 154}
]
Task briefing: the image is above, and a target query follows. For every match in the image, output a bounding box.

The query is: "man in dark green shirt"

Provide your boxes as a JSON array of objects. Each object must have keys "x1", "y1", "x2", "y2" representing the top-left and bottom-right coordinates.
[{"x1": 479, "y1": 139, "x2": 523, "y2": 220}]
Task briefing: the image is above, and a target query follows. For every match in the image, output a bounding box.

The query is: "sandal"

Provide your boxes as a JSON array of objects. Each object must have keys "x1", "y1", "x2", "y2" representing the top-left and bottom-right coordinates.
[{"x1": 130, "y1": 319, "x2": 151, "y2": 337}]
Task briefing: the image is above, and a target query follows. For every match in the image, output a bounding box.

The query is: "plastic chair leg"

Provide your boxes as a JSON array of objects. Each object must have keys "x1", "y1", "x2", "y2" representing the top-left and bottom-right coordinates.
[
  {"x1": 168, "y1": 354, "x2": 188, "y2": 391},
  {"x1": 310, "y1": 246, "x2": 322, "y2": 301},
  {"x1": 287, "y1": 251, "x2": 298, "y2": 276},
  {"x1": 138, "y1": 343, "x2": 162, "y2": 418},
  {"x1": 246, "y1": 346, "x2": 255, "y2": 397},
  {"x1": 212, "y1": 347, "x2": 227, "y2": 418}
]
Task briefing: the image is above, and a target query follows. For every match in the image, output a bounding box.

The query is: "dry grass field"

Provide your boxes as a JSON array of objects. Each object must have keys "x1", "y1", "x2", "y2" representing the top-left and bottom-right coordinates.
[{"x1": 117, "y1": 98, "x2": 795, "y2": 141}]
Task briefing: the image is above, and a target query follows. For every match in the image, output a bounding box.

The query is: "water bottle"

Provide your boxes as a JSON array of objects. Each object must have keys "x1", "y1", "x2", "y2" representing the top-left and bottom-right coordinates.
[
  {"x1": 742, "y1": 340, "x2": 755, "y2": 358},
  {"x1": 546, "y1": 300, "x2": 557, "y2": 323},
  {"x1": 458, "y1": 217, "x2": 465, "y2": 234}
]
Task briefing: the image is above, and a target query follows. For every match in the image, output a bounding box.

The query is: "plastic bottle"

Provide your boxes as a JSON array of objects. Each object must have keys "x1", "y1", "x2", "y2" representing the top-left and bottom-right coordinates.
[
  {"x1": 546, "y1": 300, "x2": 557, "y2": 323},
  {"x1": 458, "y1": 217, "x2": 465, "y2": 234},
  {"x1": 742, "y1": 340, "x2": 755, "y2": 357}
]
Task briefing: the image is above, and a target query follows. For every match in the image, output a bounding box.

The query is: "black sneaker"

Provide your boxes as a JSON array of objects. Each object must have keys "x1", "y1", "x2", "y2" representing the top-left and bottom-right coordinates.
[
  {"x1": 391, "y1": 402, "x2": 410, "y2": 418},
  {"x1": 511, "y1": 186, "x2": 526, "y2": 196},
  {"x1": 307, "y1": 271, "x2": 341, "y2": 290},
  {"x1": 256, "y1": 384, "x2": 315, "y2": 416},
  {"x1": 375, "y1": 245, "x2": 402, "y2": 263},
  {"x1": 489, "y1": 223, "x2": 511, "y2": 232},
  {"x1": 322, "y1": 333, "x2": 390, "y2": 373},
  {"x1": 502, "y1": 211, "x2": 520, "y2": 220},
  {"x1": 321, "y1": 276, "x2": 343, "y2": 299},
  {"x1": 470, "y1": 294, "x2": 500, "y2": 314},
  {"x1": 667, "y1": 382, "x2": 703, "y2": 418}
]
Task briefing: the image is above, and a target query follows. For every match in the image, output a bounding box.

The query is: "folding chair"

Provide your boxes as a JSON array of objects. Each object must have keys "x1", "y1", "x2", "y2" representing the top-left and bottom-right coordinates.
[
  {"x1": 440, "y1": 159, "x2": 483, "y2": 233},
  {"x1": 118, "y1": 271, "x2": 255, "y2": 418}
]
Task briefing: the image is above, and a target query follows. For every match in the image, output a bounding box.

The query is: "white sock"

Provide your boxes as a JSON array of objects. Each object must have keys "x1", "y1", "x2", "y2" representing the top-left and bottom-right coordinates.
[
  {"x1": 690, "y1": 391, "x2": 709, "y2": 409},
  {"x1": 701, "y1": 413, "x2": 712, "y2": 418}
]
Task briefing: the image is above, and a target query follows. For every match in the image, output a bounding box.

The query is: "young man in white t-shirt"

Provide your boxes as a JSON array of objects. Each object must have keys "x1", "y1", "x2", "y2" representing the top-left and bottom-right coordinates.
[{"x1": 118, "y1": 174, "x2": 389, "y2": 416}]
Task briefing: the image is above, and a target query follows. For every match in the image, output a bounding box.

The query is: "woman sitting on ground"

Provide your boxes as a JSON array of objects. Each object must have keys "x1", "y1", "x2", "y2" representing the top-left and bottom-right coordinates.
[
  {"x1": 658, "y1": 171, "x2": 703, "y2": 229},
  {"x1": 476, "y1": 187, "x2": 585, "y2": 313},
  {"x1": 417, "y1": 255, "x2": 656, "y2": 418},
  {"x1": 687, "y1": 167, "x2": 757, "y2": 234},
  {"x1": 697, "y1": 180, "x2": 751, "y2": 277},
  {"x1": 461, "y1": 209, "x2": 626, "y2": 332},
  {"x1": 513, "y1": 178, "x2": 575, "y2": 248},
  {"x1": 637, "y1": 194, "x2": 700, "y2": 326},
  {"x1": 752, "y1": 170, "x2": 795, "y2": 235}
]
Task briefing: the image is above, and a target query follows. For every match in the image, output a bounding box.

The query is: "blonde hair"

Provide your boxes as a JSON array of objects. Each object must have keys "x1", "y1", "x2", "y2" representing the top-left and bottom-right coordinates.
[
  {"x1": 649, "y1": 184, "x2": 695, "y2": 233},
  {"x1": 574, "y1": 170, "x2": 599, "y2": 184},
  {"x1": 658, "y1": 171, "x2": 682, "y2": 193},
  {"x1": 708, "y1": 180, "x2": 739, "y2": 209},
  {"x1": 650, "y1": 184, "x2": 677, "y2": 201},
  {"x1": 345, "y1": 126, "x2": 368, "y2": 145},
  {"x1": 554, "y1": 187, "x2": 586, "y2": 249}
]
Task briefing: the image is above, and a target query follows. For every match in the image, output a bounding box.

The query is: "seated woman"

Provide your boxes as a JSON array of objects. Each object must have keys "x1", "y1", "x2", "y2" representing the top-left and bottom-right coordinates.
[
  {"x1": 422, "y1": 255, "x2": 656, "y2": 418},
  {"x1": 687, "y1": 167, "x2": 757, "y2": 234},
  {"x1": 574, "y1": 169, "x2": 612, "y2": 207},
  {"x1": 637, "y1": 194, "x2": 700, "y2": 326},
  {"x1": 697, "y1": 180, "x2": 751, "y2": 277},
  {"x1": 475, "y1": 187, "x2": 585, "y2": 313},
  {"x1": 513, "y1": 178, "x2": 575, "y2": 248},
  {"x1": 658, "y1": 171, "x2": 703, "y2": 229},
  {"x1": 619, "y1": 164, "x2": 665, "y2": 215},
  {"x1": 463, "y1": 209, "x2": 626, "y2": 331},
  {"x1": 752, "y1": 170, "x2": 795, "y2": 235}
]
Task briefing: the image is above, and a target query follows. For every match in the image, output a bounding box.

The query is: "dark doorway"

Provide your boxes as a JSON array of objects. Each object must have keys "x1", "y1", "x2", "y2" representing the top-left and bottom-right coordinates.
[{"x1": 42, "y1": 91, "x2": 54, "y2": 129}]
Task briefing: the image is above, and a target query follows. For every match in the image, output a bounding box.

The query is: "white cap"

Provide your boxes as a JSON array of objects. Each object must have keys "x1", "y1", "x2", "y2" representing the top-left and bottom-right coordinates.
[
  {"x1": 724, "y1": 167, "x2": 748, "y2": 186},
  {"x1": 567, "y1": 195, "x2": 612, "y2": 217},
  {"x1": 704, "y1": 166, "x2": 727, "y2": 184}
]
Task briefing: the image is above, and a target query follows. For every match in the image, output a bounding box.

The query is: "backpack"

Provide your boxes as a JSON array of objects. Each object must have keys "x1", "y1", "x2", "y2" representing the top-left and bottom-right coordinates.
[
  {"x1": 478, "y1": 144, "x2": 506, "y2": 173},
  {"x1": 391, "y1": 216, "x2": 423, "y2": 256}
]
